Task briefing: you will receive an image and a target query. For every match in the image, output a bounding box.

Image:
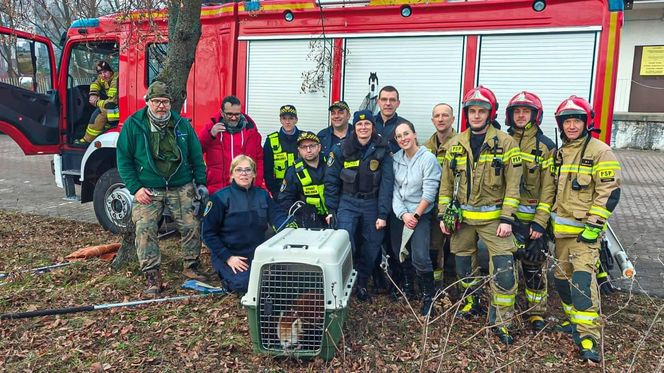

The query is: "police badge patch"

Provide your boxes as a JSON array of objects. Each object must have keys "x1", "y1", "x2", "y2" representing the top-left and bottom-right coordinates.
[
  {"x1": 203, "y1": 201, "x2": 213, "y2": 217},
  {"x1": 280, "y1": 180, "x2": 288, "y2": 193},
  {"x1": 369, "y1": 159, "x2": 380, "y2": 171},
  {"x1": 327, "y1": 152, "x2": 335, "y2": 167}
]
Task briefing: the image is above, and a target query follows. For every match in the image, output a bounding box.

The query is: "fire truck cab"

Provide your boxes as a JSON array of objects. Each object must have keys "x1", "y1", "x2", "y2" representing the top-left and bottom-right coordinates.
[{"x1": 0, "y1": 0, "x2": 624, "y2": 233}]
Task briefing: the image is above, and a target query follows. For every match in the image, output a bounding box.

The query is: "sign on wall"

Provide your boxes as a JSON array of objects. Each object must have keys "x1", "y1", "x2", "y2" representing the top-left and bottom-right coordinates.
[{"x1": 640, "y1": 46, "x2": 664, "y2": 76}]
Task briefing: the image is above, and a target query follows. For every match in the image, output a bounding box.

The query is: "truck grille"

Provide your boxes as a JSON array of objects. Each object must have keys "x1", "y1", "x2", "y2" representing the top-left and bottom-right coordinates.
[{"x1": 258, "y1": 263, "x2": 325, "y2": 352}]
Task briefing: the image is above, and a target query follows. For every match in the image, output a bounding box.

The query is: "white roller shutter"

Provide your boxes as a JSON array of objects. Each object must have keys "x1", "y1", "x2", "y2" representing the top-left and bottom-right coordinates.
[
  {"x1": 477, "y1": 32, "x2": 597, "y2": 141},
  {"x1": 343, "y1": 36, "x2": 465, "y2": 141},
  {"x1": 246, "y1": 40, "x2": 332, "y2": 138}
]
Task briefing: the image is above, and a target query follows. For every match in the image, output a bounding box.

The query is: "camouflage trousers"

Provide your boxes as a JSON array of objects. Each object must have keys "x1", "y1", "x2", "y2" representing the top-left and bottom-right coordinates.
[{"x1": 132, "y1": 183, "x2": 201, "y2": 272}]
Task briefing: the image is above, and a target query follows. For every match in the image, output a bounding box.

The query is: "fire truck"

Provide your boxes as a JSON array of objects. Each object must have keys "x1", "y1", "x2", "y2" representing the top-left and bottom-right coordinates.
[{"x1": 0, "y1": 0, "x2": 624, "y2": 233}]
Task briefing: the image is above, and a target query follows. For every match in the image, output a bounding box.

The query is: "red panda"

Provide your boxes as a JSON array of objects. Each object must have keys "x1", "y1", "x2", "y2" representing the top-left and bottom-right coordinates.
[{"x1": 276, "y1": 292, "x2": 324, "y2": 349}]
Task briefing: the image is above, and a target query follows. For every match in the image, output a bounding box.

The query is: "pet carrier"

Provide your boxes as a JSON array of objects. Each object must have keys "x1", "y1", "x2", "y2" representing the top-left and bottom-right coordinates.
[{"x1": 241, "y1": 228, "x2": 356, "y2": 360}]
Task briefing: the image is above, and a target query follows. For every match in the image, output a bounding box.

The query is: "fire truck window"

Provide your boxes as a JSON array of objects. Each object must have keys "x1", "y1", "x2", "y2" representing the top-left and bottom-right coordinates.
[
  {"x1": 65, "y1": 41, "x2": 118, "y2": 140},
  {"x1": 67, "y1": 42, "x2": 118, "y2": 88},
  {"x1": 147, "y1": 43, "x2": 168, "y2": 86},
  {"x1": 0, "y1": 34, "x2": 53, "y2": 93}
]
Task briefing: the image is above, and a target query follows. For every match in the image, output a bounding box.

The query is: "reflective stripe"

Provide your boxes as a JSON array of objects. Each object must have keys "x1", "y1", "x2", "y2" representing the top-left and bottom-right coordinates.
[
  {"x1": 589, "y1": 205, "x2": 612, "y2": 219},
  {"x1": 562, "y1": 302, "x2": 574, "y2": 317},
  {"x1": 558, "y1": 161, "x2": 621, "y2": 176},
  {"x1": 536, "y1": 202, "x2": 551, "y2": 214},
  {"x1": 461, "y1": 204, "x2": 501, "y2": 220},
  {"x1": 515, "y1": 211, "x2": 535, "y2": 222},
  {"x1": 516, "y1": 205, "x2": 536, "y2": 221},
  {"x1": 593, "y1": 161, "x2": 621, "y2": 174},
  {"x1": 86, "y1": 127, "x2": 103, "y2": 136},
  {"x1": 570, "y1": 309, "x2": 599, "y2": 325},
  {"x1": 107, "y1": 88, "x2": 118, "y2": 97},
  {"x1": 460, "y1": 278, "x2": 481, "y2": 289},
  {"x1": 503, "y1": 197, "x2": 519, "y2": 208},
  {"x1": 551, "y1": 212, "x2": 585, "y2": 235},
  {"x1": 525, "y1": 288, "x2": 547, "y2": 304},
  {"x1": 492, "y1": 293, "x2": 516, "y2": 307},
  {"x1": 107, "y1": 108, "x2": 120, "y2": 120},
  {"x1": 439, "y1": 196, "x2": 451, "y2": 204}
]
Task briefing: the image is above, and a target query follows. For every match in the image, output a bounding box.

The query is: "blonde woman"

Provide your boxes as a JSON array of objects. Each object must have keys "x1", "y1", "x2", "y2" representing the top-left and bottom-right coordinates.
[{"x1": 202, "y1": 155, "x2": 288, "y2": 293}]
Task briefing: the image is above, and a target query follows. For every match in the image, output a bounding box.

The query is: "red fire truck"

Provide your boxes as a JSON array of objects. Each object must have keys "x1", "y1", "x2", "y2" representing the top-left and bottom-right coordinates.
[{"x1": 0, "y1": 0, "x2": 624, "y2": 233}]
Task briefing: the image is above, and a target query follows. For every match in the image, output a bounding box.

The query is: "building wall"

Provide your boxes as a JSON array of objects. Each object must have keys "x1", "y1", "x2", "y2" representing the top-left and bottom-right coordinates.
[{"x1": 615, "y1": 7, "x2": 664, "y2": 113}]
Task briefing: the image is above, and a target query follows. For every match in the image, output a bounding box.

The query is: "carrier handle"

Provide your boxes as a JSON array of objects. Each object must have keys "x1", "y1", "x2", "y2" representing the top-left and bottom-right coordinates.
[{"x1": 283, "y1": 244, "x2": 309, "y2": 250}]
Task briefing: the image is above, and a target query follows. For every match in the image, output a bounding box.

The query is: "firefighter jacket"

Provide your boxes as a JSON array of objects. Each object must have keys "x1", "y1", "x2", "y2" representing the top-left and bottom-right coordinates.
[
  {"x1": 508, "y1": 124, "x2": 556, "y2": 230},
  {"x1": 263, "y1": 128, "x2": 301, "y2": 197},
  {"x1": 90, "y1": 72, "x2": 119, "y2": 120},
  {"x1": 424, "y1": 129, "x2": 457, "y2": 167},
  {"x1": 324, "y1": 134, "x2": 394, "y2": 220},
  {"x1": 437, "y1": 125, "x2": 523, "y2": 225},
  {"x1": 551, "y1": 134, "x2": 622, "y2": 237},
  {"x1": 197, "y1": 113, "x2": 264, "y2": 195},
  {"x1": 277, "y1": 158, "x2": 328, "y2": 216}
]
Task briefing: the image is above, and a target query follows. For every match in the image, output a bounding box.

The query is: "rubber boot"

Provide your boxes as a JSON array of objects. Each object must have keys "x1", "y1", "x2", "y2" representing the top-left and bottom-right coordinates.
[
  {"x1": 579, "y1": 337, "x2": 601, "y2": 362},
  {"x1": 492, "y1": 325, "x2": 514, "y2": 345},
  {"x1": 356, "y1": 276, "x2": 371, "y2": 303},
  {"x1": 144, "y1": 269, "x2": 162, "y2": 297},
  {"x1": 419, "y1": 271, "x2": 436, "y2": 317},
  {"x1": 402, "y1": 265, "x2": 417, "y2": 301}
]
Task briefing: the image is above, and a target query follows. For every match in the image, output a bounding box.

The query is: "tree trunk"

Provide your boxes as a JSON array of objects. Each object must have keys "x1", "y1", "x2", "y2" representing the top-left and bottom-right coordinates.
[{"x1": 155, "y1": 0, "x2": 202, "y2": 112}]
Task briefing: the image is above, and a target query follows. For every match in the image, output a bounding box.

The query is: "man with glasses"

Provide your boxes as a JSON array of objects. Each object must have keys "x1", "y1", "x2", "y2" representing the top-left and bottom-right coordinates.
[
  {"x1": 198, "y1": 95, "x2": 263, "y2": 195},
  {"x1": 263, "y1": 105, "x2": 301, "y2": 198},
  {"x1": 75, "y1": 60, "x2": 119, "y2": 145},
  {"x1": 117, "y1": 81, "x2": 208, "y2": 297},
  {"x1": 277, "y1": 131, "x2": 328, "y2": 228}
]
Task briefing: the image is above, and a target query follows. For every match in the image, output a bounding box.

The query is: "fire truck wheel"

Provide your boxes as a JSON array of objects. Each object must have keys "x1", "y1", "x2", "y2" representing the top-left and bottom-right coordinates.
[{"x1": 93, "y1": 168, "x2": 133, "y2": 234}]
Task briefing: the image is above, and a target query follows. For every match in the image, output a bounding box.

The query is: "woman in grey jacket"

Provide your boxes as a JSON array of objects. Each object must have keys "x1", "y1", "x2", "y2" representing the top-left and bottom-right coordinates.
[{"x1": 391, "y1": 120, "x2": 442, "y2": 316}]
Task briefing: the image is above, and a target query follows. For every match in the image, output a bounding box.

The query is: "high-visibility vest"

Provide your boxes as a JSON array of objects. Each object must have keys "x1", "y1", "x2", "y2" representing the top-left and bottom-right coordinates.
[
  {"x1": 268, "y1": 132, "x2": 295, "y2": 179},
  {"x1": 294, "y1": 161, "x2": 327, "y2": 215}
]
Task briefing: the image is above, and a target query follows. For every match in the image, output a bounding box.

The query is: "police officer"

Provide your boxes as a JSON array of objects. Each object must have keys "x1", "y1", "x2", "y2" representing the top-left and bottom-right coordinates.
[
  {"x1": 505, "y1": 91, "x2": 556, "y2": 331},
  {"x1": 264, "y1": 105, "x2": 301, "y2": 197},
  {"x1": 318, "y1": 100, "x2": 353, "y2": 157},
  {"x1": 324, "y1": 110, "x2": 394, "y2": 302},
  {"x1": 75, "y1": 60, "x2": 119, "y2": 145},
  {"x1": 424, "y1": 103, "x2": 457, "y2": 279},
  {"x1": 278, "y1": 131, "x2": 328, "y2": 228},
  {"x1": 551, "y1": 96, "x2": 621, "y2": 363},
  {"x1": 438, "y1": 86, "x2": 522, "y2": 345}
]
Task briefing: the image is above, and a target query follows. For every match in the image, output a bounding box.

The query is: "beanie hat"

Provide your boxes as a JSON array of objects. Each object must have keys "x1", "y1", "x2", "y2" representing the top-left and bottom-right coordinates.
[
  {"x1": 353, "y1": 110, "x2": 375, "y2": 126},
  {"x1": 145, "y1": 81, "x2": 172, "y2": 101}
]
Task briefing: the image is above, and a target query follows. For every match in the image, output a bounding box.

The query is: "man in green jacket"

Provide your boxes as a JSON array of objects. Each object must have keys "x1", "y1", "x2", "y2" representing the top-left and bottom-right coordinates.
[{"x1": 117, "y1": 81, "x2": 208, "y2": 296}]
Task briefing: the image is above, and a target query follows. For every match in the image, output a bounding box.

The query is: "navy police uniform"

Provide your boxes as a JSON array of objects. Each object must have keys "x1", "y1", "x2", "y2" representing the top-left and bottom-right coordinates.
[
  {"x1": 325, "y1": 110, "x2": 394, "y2": 292},
  {"x1": 263, "y1": 105, "x2": 301, "y2": 197},
  {"x1": 202, "y1": 181, "x2": 288, "y2": 292}
]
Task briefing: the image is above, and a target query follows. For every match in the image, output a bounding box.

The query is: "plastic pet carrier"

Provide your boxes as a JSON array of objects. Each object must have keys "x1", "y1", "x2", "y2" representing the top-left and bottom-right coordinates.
[{"x1": 241, "y1": 228, "x2": 356, "y2": 360}]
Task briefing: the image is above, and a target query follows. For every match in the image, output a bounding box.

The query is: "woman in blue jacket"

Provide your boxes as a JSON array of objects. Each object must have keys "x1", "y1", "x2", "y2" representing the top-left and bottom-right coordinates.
[{"x1": 202, "y1": 155, "x2": 288, "y2": 293}]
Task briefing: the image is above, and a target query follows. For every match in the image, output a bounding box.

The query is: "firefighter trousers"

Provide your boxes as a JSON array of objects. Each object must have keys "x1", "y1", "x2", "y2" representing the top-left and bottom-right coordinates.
[
  {"x1": 451, "y1": 220, "x2": 518, "y2": 326},
  {"x1": 83, "y1": 109, "x2": 110, "y2": 142},
  {"x1": 553, "y1": 236, "x2": 601, "y2": 341}
]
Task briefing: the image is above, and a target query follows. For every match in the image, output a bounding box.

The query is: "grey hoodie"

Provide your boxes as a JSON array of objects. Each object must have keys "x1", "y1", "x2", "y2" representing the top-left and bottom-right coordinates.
[{"x1": 392, "y1": 146, "x2": 442, "y2": 219}]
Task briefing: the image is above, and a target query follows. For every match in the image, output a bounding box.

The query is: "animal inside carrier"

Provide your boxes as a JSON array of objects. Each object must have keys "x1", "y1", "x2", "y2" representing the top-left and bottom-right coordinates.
[{"x1": 241, "y1": 228, "x2": 356, "y2": 360}]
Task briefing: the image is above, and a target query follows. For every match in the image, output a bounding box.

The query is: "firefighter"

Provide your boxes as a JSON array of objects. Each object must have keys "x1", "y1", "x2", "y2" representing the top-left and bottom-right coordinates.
[
  {"x1": 75, "y1": 60, "x2": 119, "y2": 145},
  {"x1": 391, "y1": 120, "x2": 442, "y2": 315},
  {"x1": 438, "y1": 86, "x2": 523, "y2": 345},
  {"x1": 318, "y1": 100, "x2": 353, "y2": 157},
  {"x1": 424, "y1": 103, "x2": 457, "y2": 280},
  {"x1": 277, "y1": 131, "x2": 328, "y2": 228},
  {"x1": 324, "y1": 110, "x2": 394, "y2": 302},
  {"x1": 505, "y1": 91, "x2": 556, "y2": 331},
  {"x1": 264, "y1": 105, "x2": 301, "y2": 198},
  {"x1": 551, "y1": 96, "x2": 621, "y2": 363}
]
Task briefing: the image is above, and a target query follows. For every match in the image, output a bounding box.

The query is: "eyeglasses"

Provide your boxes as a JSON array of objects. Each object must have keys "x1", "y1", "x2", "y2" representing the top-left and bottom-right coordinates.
[
  {"x1": 223, "y1": 112, "x2": 242, "y2": 118},
  {"x1": 150, "y1": 99, "x2": 171, "y2": 107},
  {"x1": 298, "y1": 144, "x2": 319, "y2": 151},
  {"x1": 234, "y1": 167, "x2": 253, "y2": 175}
]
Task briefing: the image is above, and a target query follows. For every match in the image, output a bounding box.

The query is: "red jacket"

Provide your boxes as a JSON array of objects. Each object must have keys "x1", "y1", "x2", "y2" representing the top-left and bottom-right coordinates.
[{"x1": 197, "y1": 113, "x2": 264, "y2": 195}]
